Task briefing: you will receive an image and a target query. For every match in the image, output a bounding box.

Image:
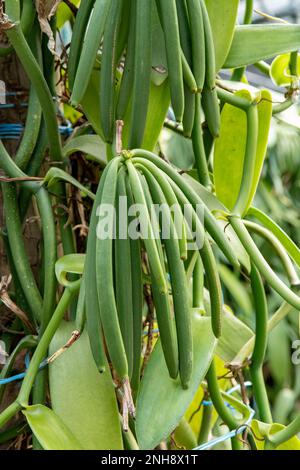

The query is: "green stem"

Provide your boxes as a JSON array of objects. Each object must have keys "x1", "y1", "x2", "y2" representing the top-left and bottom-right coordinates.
[
  {"x1": 266, "y1": 415, "x2": 300, "y2": 449},
  {"x1": 206, "y1": 360, "x2": 243, "y2": 450},
  {"x1": 248, "y1": 206, "x2": 300, "y2": 268},
  {"x1": 289, "y1": 51, "x2": 298, "y2": 77},
  {"x1": 0, "y1": 140, "x2": 38, "y2": 191},
  {"x1": 198, "y1": 403, "x2": 212, "y2": 445},
  {"x1": 4, "y1": 23, "x2": 62, "y2": 160},
  {"x1": 19, "y1": 120, "x2": 48, "y2": 220},
  {"x1": 0, "y1": 336, "x2": 37, "y2": 405},
  {"x1": 216, "y1": 87, "x2": 252, "y2": 111},
  {"x1": 253, "y1": 61, "x2": 271, "y2": 75},
  {"x1": 0, "y1": 401, "x2": 22, "y2": 430},
  {"x1": 17, "y1": 281, "x2": 81, "y2": 406},
  {"x1": 272, "y1": 97, "x2": 294, "y2": 115},
  {"x1": 244, "y1": 220, "x2": 299, "y2": 286},
  {"x1": 243, "y1": 0, "x2": 254, "y2": 24},
  {"x1": 231, "y1": 0, "x2": 253, "y2": 82},
  {"x1": 229, "y1": 215, "x2": 300, "y2": 310},
  {"x1": 249, "y1": 263, "x2": 273, "y2": 424}
]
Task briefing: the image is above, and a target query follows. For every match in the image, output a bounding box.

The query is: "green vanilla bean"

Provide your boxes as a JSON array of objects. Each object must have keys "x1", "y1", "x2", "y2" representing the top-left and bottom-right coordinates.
[
  {"x1": 130, "y1": 149, "x2": 239, "y2": 268},
  {"x1": 249, "y1": 263, "x2": 273, "y2": 424},
  {"x1": 244, "y1": 220, "x2": 300, "y2": 286},
  {"x1": 186, "y1": 0, "x2": 205, "y2": 91},
  {"x1": 68, "y1": 0, "x2": 95, "y2": 89},
  {"x1": 126, "y1": 161, "x2": 168, "y2": 294},
  {"x1": 17, "y1": 281, "x2": 81, "y2": 406},
  {"x1": 192, "y1": 94, "x2": 211, "y2": 189},
  {"x1": 70, "y1": 0, "x2": 111, "y2": 104},
  {"x1": 175, "y1": 0, "x2": 192, "y2": 65},
  {"x1": 1, "y1": 183, "x2": 43, "y2": 323},
  {"x1": 156, "y1": 0, "x2": 184, "y2": 122},
  {"x1": 229, "y1": 215, "x2": 300, "y2": 310},
  {"x1": 135, "y1": 160, "x2": 188, "y2": 260},
  {"x1": 138, "y1": 171, "x2": 179, "y2": 380},
  {"x1": 15, "y1": 20, "x2": 42, "y2": 170},
  {"x1": 35, "y1": 188, "x2": 57, "y2": 331},
  {"x1": 193, "y1": 255, "x2": 204, "y2": 309},
  {"x1": 181, "y1": 49, "x2": 198, "y2": 93},
  {"x1": 128, "y1": 0, "x2": 152, "y2": 148},
  {"x1": 0, "y1": 141, "x2": 56, "y2": 328},
  {"x1": 141, "y1": 169, "x2": 191, "y2": 388},
  {"x1": 206, "y1": 360, "x2": 243, "y2": 450},
  {"x1": 200, "y1": 0, "x2": 216, "y2": 91},
  {"x1": 96, "y1": 158, "x2": 129, "y2": 381},
  {"x1": 3, "y1": 22, "x2": 62, "y2": 160},
  {"x1": 200, "y1": 239, "x2": 223, "y2": 338},
  {"x1": 99, "y1": 0, "x2": 123, "y2": 142}
]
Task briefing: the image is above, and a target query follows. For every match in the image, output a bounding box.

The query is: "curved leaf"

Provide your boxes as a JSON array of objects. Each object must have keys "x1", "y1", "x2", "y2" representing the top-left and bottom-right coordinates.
[
  {"x1": 136, "y1": 314, "x2": 217, "y2": 450},
  {"x1": 22, "y1": 405, "x2": 83, "y2": 450},
  {"x1": 55, "y1": 254, "x2": 85, "y2": 286},
  {"x1": 49, "y1": 321, "x2": 123, "y2": 450},
  {"x1": 225, "y1": 25, "x2": 300, "y2": 69},
  {"x1": 62, "y1": 134, "x2": 107, "y2": 166},
  {"x1": 44, "y1": 167, "x2": 95, "y2": 200}
]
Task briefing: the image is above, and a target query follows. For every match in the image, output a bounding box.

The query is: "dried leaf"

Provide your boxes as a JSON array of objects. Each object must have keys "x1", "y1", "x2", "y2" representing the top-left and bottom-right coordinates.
[{"x1": 35, "y1": 0, "x2": 61, "y2": 55}]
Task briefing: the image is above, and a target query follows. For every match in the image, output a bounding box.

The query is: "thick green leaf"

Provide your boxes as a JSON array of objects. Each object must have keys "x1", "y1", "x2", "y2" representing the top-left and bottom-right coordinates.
[
  {"x1": 268, "y1": 321, "x2": 291, "y2": 388},
  {"x1": 142, "y1": 80, "x2": 170, "y2": 151},
  {"x1": 252, "y1": 420, "x2": 300, "y2": 450},
  {"x1": 213, "y1": 306, "x2": 254, "y2": 363},
  {"x1": 218, "y1": 265, "x2": 252, "y2": 317},
  {"x1": 214, "y1": 89, "x2": 272, "y2": 213},
  {"x1": 44, "y1": 167, "x2": 95, "y2": 200},
  {"x1": 205, "y1": 0, "x2": 239, "y2": 71},
  {"x1": 55, "y1": 254, "x2": 85, "y2": 286},
  {"x1": 22, "y1": 405, "x2": 83, "y2": 450},
  {"x1": 214, "y1": 90, "x2": 250, "y2": 211},
  {"x1": 159, "y1": 129, "x2": 194, "y2": 171},
  {"x1": 81, "y1": 65, "x2": 105, "y2": 140},
  {"x1": 136, "y1": 314, "x2": 216, "y2": 450},
  {"x1": 49, "y1": 321, "x2": 123, "y2": 450},
  {"x1": 225, "y1": 25, "x2": 300, "y2": 69},
  {"x1": 63, "y1": 135, "x2": 107, "y2": 166}
]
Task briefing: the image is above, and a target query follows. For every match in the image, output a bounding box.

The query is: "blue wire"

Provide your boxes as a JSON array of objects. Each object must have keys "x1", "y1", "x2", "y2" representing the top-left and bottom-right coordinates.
[
  {"x1": 0, "y1": 353, "x2": 48, "y2": 386},
  {"x1": 193, "y1": 382, "x2": 255, "y2": 451}
]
